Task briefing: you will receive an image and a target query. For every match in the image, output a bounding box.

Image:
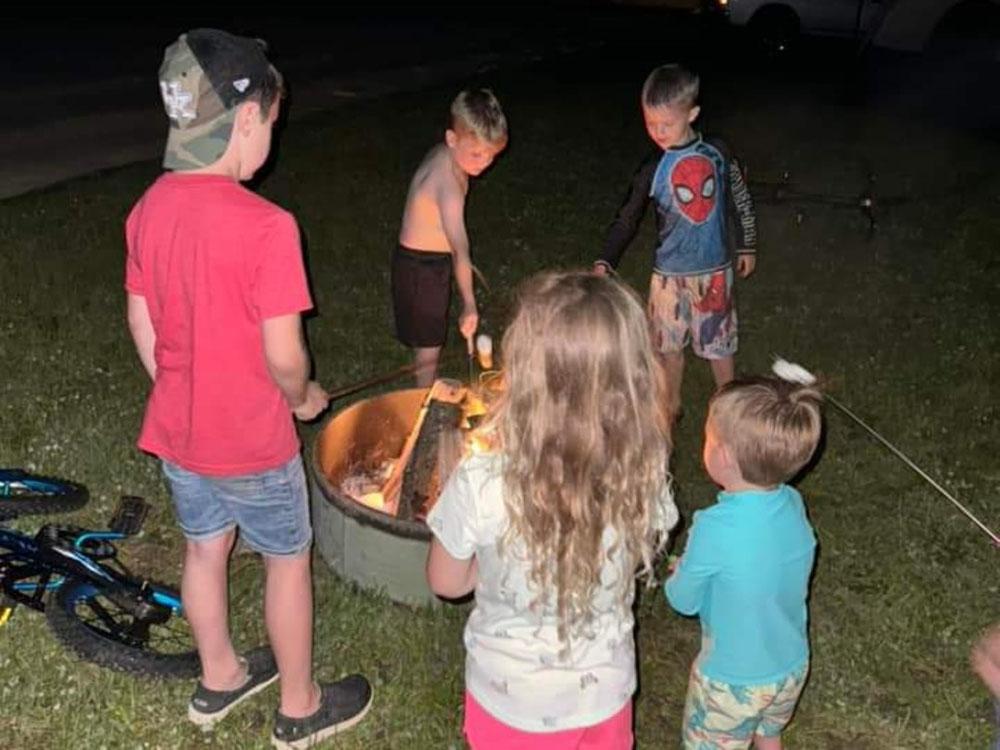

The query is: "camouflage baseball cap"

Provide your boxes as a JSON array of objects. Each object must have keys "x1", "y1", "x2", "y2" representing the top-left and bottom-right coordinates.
[{"x1": 159, "y1": 28, "x2": 282, "y2": 170}]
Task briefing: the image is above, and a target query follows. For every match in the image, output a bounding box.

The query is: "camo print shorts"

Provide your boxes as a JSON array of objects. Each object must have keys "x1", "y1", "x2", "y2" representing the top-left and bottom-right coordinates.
[
  {"x1": 647, "y1": 267, "x2": 737, "y2": 359},
  {"x1": 682, "y1": 662, "x2": 809, "y2": 750}
]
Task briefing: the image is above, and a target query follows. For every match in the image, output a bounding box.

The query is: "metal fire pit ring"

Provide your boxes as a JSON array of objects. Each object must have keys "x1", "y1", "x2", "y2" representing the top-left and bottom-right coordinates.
[{"x1": 309, "y1": 387, "x2": 440, "y2": 607}]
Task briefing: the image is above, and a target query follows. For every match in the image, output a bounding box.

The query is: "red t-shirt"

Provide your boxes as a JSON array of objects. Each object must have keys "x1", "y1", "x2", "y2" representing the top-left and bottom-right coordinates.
[{"x1": 125, "y1": 173, "x2": 312, "y2": 476}]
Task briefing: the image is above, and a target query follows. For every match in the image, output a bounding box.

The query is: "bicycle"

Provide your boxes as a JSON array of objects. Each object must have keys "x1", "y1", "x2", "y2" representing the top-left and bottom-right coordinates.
[{"x1": 0, "y1": 468, "x2": 199, "y2": 678}]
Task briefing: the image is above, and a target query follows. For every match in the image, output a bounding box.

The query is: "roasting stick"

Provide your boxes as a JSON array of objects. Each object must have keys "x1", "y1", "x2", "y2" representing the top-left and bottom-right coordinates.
[
  {"x1": 773, "y1": 357, "x2": 1000, "y2": 548},
  {"x1": 323, "y1": 349, "x2": 468, "y2": 404},
  {"x1": 466, "y1": 334, "x2": 475, "y2": 386},
  {"x1": 324, "y1": 363, "x2": 421, "y2": 402}
]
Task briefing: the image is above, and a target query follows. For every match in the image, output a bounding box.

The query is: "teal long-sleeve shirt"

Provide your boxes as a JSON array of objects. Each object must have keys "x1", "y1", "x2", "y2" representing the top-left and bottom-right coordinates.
[{"x1": 664, "y1": 484, "x2": 816, "y2": 685}]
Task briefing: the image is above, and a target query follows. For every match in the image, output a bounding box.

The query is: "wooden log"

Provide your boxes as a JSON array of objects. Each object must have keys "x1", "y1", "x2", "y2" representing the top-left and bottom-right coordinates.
[
  {"x1": 398, "y1": 399, "x2": 463, "y2": 521},
  {"x1": 381, "y1": 379, "x2": 465, "y2": 517}
]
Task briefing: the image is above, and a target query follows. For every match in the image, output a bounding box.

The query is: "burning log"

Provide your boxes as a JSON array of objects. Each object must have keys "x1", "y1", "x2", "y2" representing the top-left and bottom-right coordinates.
[
  {"x1": 381, "y1": 379, "x2": 465, "y2": 519},
  {"x1": 336, "y1": 375, "x2": 501, "y2": 522}
]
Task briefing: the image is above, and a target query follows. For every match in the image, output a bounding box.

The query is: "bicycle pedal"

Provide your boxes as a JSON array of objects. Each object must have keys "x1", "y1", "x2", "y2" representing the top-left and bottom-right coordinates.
[{"x1": 108, "y1": 495, "x2": 149, "y2": 536}]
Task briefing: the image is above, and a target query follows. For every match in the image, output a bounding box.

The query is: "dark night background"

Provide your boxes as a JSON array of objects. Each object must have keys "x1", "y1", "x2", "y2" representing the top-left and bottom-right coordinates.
[
  {"x1": 1, "y1": 1, "x2": 997, "y2": 198},
  {"x1": 1, "y1": 3, "x2": 999, "y2": 748}
]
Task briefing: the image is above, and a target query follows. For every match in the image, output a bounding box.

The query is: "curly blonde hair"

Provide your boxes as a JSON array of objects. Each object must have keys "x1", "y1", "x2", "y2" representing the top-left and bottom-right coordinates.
[{"x1": 493, "y1": 270, "x2": 671, "y2": 642}]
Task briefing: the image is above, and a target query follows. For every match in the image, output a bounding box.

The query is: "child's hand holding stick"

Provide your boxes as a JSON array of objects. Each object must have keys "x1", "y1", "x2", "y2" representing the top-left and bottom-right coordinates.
[{"x1": 466, "y1": 333, "x2": 475, "y2": 384}]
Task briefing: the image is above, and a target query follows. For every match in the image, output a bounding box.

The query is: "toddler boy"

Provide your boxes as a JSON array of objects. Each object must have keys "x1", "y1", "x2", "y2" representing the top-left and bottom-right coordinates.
[{"x1": 665, "y1": 376, "x2": 822, "y2": 749}]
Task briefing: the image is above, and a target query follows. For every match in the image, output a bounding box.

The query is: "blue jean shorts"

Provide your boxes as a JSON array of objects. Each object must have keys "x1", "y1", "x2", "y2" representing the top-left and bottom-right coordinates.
[{"x1": 162, "y1": 454, "x2": 312, "y2": 557}]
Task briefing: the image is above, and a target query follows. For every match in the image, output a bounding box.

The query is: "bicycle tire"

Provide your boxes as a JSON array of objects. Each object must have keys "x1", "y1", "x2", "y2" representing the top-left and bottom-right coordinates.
[
  {"x1": 46, "y1": 577, "x2": 199, "y2": 679},
  {"x1": 0, "y1": 470, "x2": 88, "y2": 520}
]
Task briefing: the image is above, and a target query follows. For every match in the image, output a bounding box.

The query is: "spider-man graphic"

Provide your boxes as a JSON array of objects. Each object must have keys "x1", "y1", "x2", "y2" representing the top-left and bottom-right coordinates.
[
  {"x1": 693, "y1": 271, "x2": 731, "y2": 347},
  {"x1": 670, "y1": 154, "x2": 717, "y2": 225},
  {"x1": 693, "y1": 271, "x2": 729, "y2": 314},
  {"x1": 649, "y1": 140, "x2": 728, "y2": 275}
]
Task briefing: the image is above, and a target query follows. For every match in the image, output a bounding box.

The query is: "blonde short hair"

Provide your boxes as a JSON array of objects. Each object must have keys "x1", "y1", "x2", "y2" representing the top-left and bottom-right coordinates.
[
  {"x1": 641, "y1": 64, "x2": 699, "y2": 110},
  {"x1": 450, "y1": 88, "x2": 508, "y2": 145},
  {"x1": 709, "y1": 376, "x2": 823, "y2": 486}
]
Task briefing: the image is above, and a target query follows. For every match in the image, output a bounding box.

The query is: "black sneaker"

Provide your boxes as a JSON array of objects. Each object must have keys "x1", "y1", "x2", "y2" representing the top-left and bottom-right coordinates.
[
  {"x1": 271, "y1": 675, "x2": 373, "y2": 749},
  {"x1": 188, "y1": 647, "x2": 279, "y2": 726}
]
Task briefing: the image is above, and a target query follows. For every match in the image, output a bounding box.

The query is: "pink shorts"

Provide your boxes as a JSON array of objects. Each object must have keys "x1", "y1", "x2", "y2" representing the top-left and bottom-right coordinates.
[{"x1": 463, "y1": 692, "x2": 633, "y2": 750}]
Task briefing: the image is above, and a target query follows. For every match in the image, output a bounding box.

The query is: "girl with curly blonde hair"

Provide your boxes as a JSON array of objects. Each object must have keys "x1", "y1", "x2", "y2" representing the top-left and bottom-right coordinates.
[{"x1": 426, "y1": 269, "x2": 677, "y2": 749}]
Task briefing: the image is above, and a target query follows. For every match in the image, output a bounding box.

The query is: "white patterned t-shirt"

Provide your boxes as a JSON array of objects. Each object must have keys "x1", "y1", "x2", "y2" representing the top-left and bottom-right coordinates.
[{"x1": 426, "y1": 452, "x2": 678, "y2": 732}]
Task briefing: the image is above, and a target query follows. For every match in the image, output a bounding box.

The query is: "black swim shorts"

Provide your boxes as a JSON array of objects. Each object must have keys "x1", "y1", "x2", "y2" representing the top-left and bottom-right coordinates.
[{"x1": 390, "y1": 244, "x2": 453, "y2": 348}]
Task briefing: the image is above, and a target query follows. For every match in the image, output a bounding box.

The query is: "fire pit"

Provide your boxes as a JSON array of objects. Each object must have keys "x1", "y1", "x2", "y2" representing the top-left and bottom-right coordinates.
[{"x1": 309, "y1": 381, "x2": 492, "y2": 607}]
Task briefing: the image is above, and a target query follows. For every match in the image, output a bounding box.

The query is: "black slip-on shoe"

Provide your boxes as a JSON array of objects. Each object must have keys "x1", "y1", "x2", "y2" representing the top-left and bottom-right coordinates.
[
  {"x1": 188, "y1": 647, "x2": 279, "y2": 727},
  {"x1": 271, "y1": 675, "x2": 373, "y2": 749}
]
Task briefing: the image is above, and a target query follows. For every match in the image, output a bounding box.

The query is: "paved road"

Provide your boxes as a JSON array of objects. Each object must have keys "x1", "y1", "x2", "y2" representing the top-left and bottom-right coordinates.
[
  {"x1": 1, "y1": 5, "x2": 995, "y2": 201},
  {"x1": 0, "y1": 7, "x2": 622, "y2": 200}
]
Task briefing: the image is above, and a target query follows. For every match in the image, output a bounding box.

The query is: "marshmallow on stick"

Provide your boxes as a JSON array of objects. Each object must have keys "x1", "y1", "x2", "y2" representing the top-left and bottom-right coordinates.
[
  {"x1": 476, "y1": 334, "x2": 493, "y2": 369},
  {"x1": 771, "y1": 355, "x2": 1000, "y2": 547},
  {"x1": 772, "y1": 358, "x2": 817, "y2": 385}
]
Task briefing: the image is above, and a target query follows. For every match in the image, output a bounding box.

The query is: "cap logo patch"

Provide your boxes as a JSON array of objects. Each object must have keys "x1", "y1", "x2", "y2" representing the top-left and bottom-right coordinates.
[
  {"x1": 233, "y1": 78, "x2": 250, "y2": 93},
  {"x1": 160, "y1": 80, "x2": 196, "y2": 122}
]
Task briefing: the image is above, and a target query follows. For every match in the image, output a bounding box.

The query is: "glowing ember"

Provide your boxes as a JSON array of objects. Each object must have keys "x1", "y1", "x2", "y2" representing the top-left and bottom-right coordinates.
[
  {"x1": 359, "y1": 492, "x2": 385, "y2": 510},
  {"x1": 340, "y1": 458, "x2": 394, "y2": 509}
]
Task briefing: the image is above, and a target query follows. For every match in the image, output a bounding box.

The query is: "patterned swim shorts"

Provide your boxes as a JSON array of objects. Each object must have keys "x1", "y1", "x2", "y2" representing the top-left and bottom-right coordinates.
[
  {"x1": 647, "y1": 267, "x2": 737, "y2": 359},
  {"x1": 682, "y1": 663, "x2": 809, "y2": 750}
]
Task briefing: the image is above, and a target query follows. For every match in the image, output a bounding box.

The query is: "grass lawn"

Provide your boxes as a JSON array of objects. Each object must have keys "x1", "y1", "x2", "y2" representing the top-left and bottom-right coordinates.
[{"x1": 1, "y1": 51, "x2": 998, "y2": 749}]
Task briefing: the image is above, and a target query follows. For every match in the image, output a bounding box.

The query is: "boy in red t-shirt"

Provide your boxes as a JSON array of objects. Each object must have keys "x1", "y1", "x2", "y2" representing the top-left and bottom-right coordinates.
[{"x1": 125, "y1": 29, "x2": 371, "y2": 748}]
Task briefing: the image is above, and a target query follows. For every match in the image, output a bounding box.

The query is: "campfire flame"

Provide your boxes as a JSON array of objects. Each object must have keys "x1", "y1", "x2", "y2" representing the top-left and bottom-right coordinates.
[
  {"x1": 466, "y1": 432, "x2": 491, "y2": 456},
  {"x1": 337, "y1": 381, "x2": 498, "y2": 521}
]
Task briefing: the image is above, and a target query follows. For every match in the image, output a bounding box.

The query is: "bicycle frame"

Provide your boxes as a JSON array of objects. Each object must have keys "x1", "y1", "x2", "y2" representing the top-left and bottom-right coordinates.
[{"x1": 0, "y1": 524, "x2": 182, "y2": 613}]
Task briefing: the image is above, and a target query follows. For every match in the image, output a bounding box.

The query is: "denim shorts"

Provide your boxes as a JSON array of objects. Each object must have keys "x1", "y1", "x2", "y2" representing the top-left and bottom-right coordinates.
[{"x1": 161, "y1": 454, "x2": 312, "y2": 557}]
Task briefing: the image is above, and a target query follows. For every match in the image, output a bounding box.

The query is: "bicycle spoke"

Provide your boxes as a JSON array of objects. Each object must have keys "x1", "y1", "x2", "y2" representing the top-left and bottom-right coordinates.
[
  {"x1": 71, "y1": 590, "x2": 194, "y2": 656},
  {"x1": 79, "y1": 596, "x2": 122, "y2": 633}
]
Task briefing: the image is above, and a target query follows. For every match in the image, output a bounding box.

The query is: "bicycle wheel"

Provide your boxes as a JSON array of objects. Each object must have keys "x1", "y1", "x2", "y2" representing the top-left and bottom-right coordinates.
[
  {"x1": 0, "y1": 470, "x2": 88, "y2": 520},
  {"x1": 46, "y1": 577, "x2": 199, "y2": 679}
]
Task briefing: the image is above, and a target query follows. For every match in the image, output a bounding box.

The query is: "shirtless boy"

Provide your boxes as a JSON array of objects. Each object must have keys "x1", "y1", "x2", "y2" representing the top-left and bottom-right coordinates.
[{"x1": 393, "y1": 89, "x2": 508, "y2": 386}]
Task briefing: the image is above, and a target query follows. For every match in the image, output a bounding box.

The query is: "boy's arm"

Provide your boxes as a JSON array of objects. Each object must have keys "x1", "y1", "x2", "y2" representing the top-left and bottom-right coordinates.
[
  {"x1": 262, "y1": 313, "x2": 329, "y2": 421},
  {"x1": 727, "y1": 154, "x2": 757, "y2": 278},
  {"x1": 664, "y1": 512, "x2": 720, "y2": 616},
  {"x1": 595, "y1": 152, "x2": 658, "y2": 273},
  {"x1": 438, "y1": 182, "x2": 478, "y2": 342},
  {"x1": 127, "y1": 293, "x2": 157, "y2": 380}
]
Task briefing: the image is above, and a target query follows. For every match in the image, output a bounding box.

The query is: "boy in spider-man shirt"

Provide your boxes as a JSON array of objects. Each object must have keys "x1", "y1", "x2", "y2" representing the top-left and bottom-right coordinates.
[{"x1": 594, "y1": 63, "x2": 757, "y2": 419}]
